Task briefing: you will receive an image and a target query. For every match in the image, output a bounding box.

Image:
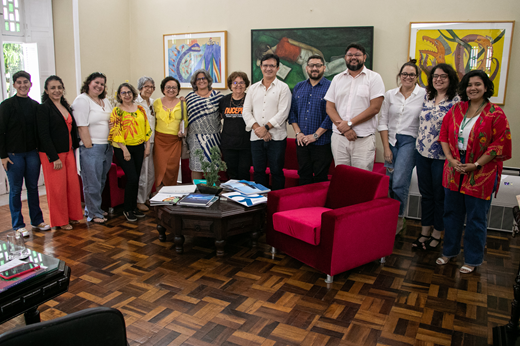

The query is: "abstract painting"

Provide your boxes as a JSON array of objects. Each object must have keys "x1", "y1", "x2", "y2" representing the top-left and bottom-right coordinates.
[
  {"x1": 409, "y1": 22, "x2": 514, "y2": 104},
  {"x1": 251, "y1": 27, "x2": 374, "y2": 89},
  {"x1": 163, "y1": 31, "x2": 228, "y2": 89}
]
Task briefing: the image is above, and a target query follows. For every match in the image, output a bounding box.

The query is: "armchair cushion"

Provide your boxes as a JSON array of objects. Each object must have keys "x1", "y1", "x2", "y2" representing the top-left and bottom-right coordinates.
[
  {"x1": 326, "y1": 165, "x2": 389, "y2": 209},
  {"x1": 273, "y1": 207, "x2": 332, "y2": 246}
]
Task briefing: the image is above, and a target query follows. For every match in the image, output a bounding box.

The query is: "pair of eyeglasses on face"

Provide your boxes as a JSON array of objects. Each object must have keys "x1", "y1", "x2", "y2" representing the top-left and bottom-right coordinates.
[
  {"x1": 400, "y1": 73, "x2": 417, "y2": 78},
  {"x1": 165, "y1": 86, "x2": 178, "y2": 91},
  {"x1": 143, "y1": 85, "x2": 155, "y2": 90},
  {"x1": 307, "y1": 64, "x2": 324, "y2": 69},
  {"x1": 345, "y1": 53, "x2": 363, "y2": 58},
  {"x1": 120, "y1": 91, "x2": 133, "y2": 96},
  {"x1": 261, "y1": 64, "x2": 277, "y2": 69},
  {"x1": 196, "y1": 77, "x2": 207, "y2": 82},
  {"x1": 233, "y1": 81, "x2": 245, "y2": 85},
  {"x1": 433, "y1": 74, "x2": 449, "y2": 80}
]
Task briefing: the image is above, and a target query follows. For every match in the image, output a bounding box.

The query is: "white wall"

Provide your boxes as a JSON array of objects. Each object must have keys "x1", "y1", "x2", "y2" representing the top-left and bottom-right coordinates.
[{"x1": 53, "y1": 0, "x2": 520, "y2": 166}]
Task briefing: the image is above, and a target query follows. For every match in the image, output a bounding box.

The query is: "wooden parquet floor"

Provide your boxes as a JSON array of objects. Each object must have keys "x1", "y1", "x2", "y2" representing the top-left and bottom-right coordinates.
[{"x1": 0, "y1": 196, "x2": 517, "y2": 345}]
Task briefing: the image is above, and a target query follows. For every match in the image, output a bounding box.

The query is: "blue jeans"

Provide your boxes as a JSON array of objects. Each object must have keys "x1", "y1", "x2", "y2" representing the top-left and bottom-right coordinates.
[
  {"x1": 5, "y1": 150, "x2": 44, "y2": 230},
  {"x1": 385, "y1": 135, "x2": 416, "y2": 216},
  {"x1": 415, "y1": 152, "x2": 445, "y2": 231},
  {"x1": 251, "y1": 139, "x2": 286, "y2": 190},
  {"x1": 442, "y1": 156, "x2": 496, "y2": 266},
  {"x1": 80, "y1": 144, "x2": 113, "y2": 220}
]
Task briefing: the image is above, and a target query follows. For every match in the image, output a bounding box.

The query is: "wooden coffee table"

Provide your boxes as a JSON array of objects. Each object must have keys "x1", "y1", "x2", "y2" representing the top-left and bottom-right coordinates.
[{"x1": 154, "y1": 198, "x2": 266, "y2": 256}]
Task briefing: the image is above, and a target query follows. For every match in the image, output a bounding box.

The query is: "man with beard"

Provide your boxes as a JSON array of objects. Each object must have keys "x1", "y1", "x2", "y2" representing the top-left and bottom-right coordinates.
[
  {"x1": 288, "y1": 55, "x2": 333, "y2": 185},
  {"x1": 324, "y1": 43, "x2": 385, "y2": 171}
]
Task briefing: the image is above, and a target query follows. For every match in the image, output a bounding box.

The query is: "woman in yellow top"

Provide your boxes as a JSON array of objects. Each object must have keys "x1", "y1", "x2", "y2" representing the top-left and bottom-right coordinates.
[
  {"x1": 153, "y1": 77, "x2": 188, "y2": 188},
  {"x1": 108, "y1": 83, "x2": 151, "y2": 222}
]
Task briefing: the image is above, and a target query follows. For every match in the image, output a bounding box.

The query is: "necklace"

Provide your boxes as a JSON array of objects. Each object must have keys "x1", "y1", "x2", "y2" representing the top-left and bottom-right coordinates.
[
  {"x1": 230, "y1": 95, "x2": 245, "y2": 108},
  {"x1": 88, "y1": 94, "x2": 104, "y2": 110}
]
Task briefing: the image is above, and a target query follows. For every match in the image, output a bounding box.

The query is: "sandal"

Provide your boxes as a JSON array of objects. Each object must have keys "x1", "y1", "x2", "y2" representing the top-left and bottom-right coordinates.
[
  {"x1": 60, "y1": 224, "x2": 73, "y2": 230},
  {"x1": 460, "y1": 265, "x2": 475, "y2": 274},
  {"x1": 69, "y1": 220, "x2": 80, "y2": 225},
  {"x1": 436, "y1": 256, "x2": 450, "y2": 265},
  {"x1": 90, "y1": 217, "x2": 106, "y2": 224},
  {"x1": 423, "y1": 236, "x2": 441, "y2": 251},
  {"x1": 412, "y1": 235, "x2": 430, "y2": 248}
]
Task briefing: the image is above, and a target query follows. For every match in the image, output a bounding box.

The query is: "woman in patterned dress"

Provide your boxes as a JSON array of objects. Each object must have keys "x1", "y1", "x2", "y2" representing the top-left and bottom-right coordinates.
[
  {"x1": 185, "y1": 69, "x2": 223, "y2": 181},
  {"x1": 413, "y1": 64, "x2": 460, "y2": 250}
]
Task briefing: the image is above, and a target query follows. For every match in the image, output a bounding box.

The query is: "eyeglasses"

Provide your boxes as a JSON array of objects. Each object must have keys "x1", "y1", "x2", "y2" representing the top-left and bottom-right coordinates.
[
  {"x1": 143, "y1": 85, "x2": 155, "y2": 90},
  {"x1": 165, "y1": 86, "x2": 178, "y2": 91},
  {"x1": 261, "y1": 64, "x2": 277, "y2": 69},
  {"x1": 120, "y1": 91, "x2": 133, "y2": 96},
  {"x1": 346, "y1": 53, "x2": 364, "y2": 58},
  {"x1": 400, "y1": 73, "x2": 417, "y2": 78},
  {"x1": 196, "y1": 77, "x2": 207, "y2": 82},
  {"x1": 308, "y1": 64, "x2": 324, "y2": 69},
  {"x1": 233, "y1": 81, "x2": 245, "y2": 85},
  {"x1": 433, "y1": 74, "x2": 448, "y2": 80}
]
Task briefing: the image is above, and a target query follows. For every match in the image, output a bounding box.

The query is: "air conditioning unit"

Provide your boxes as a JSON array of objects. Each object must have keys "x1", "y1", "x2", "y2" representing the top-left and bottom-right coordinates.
[{"x1": 405, "y1": 167, "x2": 520, "y2": 233}]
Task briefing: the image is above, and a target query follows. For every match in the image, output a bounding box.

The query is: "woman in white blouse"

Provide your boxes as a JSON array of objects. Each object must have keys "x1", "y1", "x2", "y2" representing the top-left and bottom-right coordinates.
[
  {"x1": 71, "y1": 72, "x2": 113, "y2": 224},
  {"x1": 378, "y1": 60, "x2": 426, "y2": 235}
]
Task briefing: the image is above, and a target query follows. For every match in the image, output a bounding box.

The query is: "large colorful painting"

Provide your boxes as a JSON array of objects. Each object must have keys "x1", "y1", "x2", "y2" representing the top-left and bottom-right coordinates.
[
  {"x1": 163, "y1": 31, "x2": 228, "y2": 89},
  {"x1": 251, "y1": 27, "x2": 374, "y2": 89},
  {"x1": 409, "y1": 22, "x2": 514, "y2": 105}
]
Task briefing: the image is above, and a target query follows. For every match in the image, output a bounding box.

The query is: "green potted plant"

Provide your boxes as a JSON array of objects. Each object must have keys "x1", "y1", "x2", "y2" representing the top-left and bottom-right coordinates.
[{"x1": 193, "y1": 147, "x2": 227, "y2": 195}]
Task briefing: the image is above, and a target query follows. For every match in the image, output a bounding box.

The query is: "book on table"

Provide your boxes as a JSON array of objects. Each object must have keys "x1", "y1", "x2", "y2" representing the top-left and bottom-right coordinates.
[
  {"x1": 221, "y1": 180, "x2": 270, "y2": 195},
  {"x1": 177, "y1": 193, "x2": 219, "y2": 208},
  {"x1": 222, "y1": 192, "x2": 267, "y2": 207},
  {"x1": 150, "y1": 185, "x2": 197, "y2": 206}
]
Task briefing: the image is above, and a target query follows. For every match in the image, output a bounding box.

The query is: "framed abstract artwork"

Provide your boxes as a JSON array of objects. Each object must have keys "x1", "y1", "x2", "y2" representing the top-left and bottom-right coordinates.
[
  {"x1": 163, "y1": 31, "x2": 228, "y2": 89},
  {"x1": 251, "y1": 27, "x2": 374, "y2": 89},
  {"x1": 409, "y1": 21, "x2": 515, "y2": 104}
]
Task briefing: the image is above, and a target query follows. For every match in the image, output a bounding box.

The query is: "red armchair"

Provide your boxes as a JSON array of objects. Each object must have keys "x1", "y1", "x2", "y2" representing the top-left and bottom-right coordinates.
[{"x1": 266, "y1": 164, "x2": 400, "y2": 283}]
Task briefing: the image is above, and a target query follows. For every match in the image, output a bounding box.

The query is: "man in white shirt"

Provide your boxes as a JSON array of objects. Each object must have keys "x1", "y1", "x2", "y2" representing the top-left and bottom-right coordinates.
[
  {"x1": 325, "y1": 43, "x2": 385, "y2": 171},
  {"x1": 243, "y1": 54, "x2": 291, "y2": 190}
]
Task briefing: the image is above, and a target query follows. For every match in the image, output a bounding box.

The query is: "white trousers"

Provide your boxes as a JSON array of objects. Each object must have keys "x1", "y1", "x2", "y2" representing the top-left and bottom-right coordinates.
[
  {"x1": 137, "y1": 143, "x2": 155, "y2": 203},
  {"x1": 331, "y1": 132, "x2": 375, "y2": 171}
]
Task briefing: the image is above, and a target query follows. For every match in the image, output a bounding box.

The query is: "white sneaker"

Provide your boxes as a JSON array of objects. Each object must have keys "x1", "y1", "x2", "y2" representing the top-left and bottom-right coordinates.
[
  {"x1": 16, "y1": 228, "x2": 30, "y2": 237},
  {"x1": 32, "y1": 222, "x2": 51, "y2": 231}
]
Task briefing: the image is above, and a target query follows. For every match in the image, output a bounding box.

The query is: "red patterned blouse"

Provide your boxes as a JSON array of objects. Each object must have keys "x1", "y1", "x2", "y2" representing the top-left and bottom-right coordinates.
[{"x1": 439, "y1": 101, "x2": 512, "y2": 200}]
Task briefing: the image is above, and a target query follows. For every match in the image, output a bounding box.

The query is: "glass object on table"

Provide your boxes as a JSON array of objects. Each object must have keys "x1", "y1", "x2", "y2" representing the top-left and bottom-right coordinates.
[{"x1": 6, "y1": 232, "x2": 29, "y2": 260}]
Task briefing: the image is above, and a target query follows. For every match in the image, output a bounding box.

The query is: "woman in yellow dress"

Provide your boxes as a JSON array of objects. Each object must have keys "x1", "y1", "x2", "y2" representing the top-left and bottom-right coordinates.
[
  {"x1": 108, "y1": 83, "x2": 151, "y2": 222},
  {"x1": 153, "y1": 77, "x2": 188, "y2": 188}
]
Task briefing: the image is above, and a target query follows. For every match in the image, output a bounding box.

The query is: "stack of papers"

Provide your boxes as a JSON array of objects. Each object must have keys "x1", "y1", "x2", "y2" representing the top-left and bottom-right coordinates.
[
  {"x1": 177, "y1": 193, "x2": 219, "y2": 208},
  {"x1": 150, "y1": 185, "x2": 197, "y2": 206},
  {"x1": 222, "y1": 192, "x2": 267, "y2": 207},
  {"x1": 221, "y1": 180, "x2": 270, "y2": 195}
]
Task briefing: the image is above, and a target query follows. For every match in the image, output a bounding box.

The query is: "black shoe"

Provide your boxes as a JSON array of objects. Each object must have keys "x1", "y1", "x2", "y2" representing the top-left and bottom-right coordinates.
[
  {"x1": 133, "y1": 209, "x2": 145, "y2": 218},
  {"x1": 123, "y1": 211, "x2": 137, "y2": 222}
]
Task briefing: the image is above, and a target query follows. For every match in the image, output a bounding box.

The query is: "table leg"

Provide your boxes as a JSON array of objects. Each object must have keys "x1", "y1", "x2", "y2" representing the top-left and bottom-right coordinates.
[
  {"x1": 251, "y1": 230, "x2": 259, "y2": 247},
  {"x1": 24, "y1": 307, "x2": 40, "y2": 325},
  {"x1": 174, "y1": 235, "x2": 185, "y2": 254},
  {"x1": 157, "y1": 224, "x2": 167, "y2": 242},
  {"x1": 215, "y1": 239, "x2": 226, "y2": 257}
]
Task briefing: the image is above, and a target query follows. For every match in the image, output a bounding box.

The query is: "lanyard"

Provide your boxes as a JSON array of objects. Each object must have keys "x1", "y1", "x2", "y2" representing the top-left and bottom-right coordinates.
[{"x1": 460, "y1": 100, "x2": 487, "y2": 133}]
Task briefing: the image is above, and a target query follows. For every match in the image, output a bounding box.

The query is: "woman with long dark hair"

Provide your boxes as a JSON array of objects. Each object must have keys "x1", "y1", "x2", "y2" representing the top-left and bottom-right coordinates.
[
  {"x1": 37, "y1": 75, "x2": 83, "y2": 230},
  {"x1": 413, "y1": 64, "x2": 460, "y2": 250}
]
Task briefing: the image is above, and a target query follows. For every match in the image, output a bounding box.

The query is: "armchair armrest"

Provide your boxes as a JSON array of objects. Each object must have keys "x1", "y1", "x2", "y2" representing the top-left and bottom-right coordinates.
[{"x1": 318, "y1": 197, "x2": 400, "y2": 275}]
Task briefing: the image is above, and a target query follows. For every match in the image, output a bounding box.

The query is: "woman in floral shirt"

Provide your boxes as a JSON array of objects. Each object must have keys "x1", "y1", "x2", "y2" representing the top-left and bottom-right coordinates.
[
  {"x1": 437, "y1": 70, "x2": 511, "y2": 273},
  {"x1": 108, "y1": 83, "x2": 151, "y2": 222},
  {"x1": 414, "y1": 64, "x2": 460, "y2": 251}
]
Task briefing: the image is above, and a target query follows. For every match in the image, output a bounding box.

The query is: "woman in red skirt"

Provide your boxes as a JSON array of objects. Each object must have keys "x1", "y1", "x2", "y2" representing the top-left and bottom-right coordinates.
[{"x1": 37, "y1": 75, "x2": 83, "y2": 230}]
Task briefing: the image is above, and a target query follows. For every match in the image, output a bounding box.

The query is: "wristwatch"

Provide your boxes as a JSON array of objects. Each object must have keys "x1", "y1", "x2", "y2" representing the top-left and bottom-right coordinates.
[
  {"x1": 264, "y1": 124, "x2": 270, "y2": 131},
  {"x1": 313, "y1": 133, "x2": 319, "y2": 140},
  {"x1": 474, "y1": 162, "x2": 482, "y2": 169},
  {"x1": 295, "y1": 132, "x2": 301, "y2": 136},
  {"x1": 347, "y1": 121, "x2": 353, "y2": 127}
]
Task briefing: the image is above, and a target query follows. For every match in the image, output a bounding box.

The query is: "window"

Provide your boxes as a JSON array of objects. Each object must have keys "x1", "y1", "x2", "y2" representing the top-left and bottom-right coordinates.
[{"x1": 2, "y1": 0, "x2": 24, "y2": 36}]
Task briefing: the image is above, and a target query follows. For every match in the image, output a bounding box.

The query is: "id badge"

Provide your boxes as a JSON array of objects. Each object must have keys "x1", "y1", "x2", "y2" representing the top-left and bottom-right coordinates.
[{"x1": 458, "y1": 136, "x2": 464, "y2": 150}]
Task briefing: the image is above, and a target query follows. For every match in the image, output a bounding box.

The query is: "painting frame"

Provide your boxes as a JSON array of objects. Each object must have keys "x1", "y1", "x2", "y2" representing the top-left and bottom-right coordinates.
[
  {"x1": 409, "y1": 21, "x2": 515, "y2": 105},
  {"x1": 251, "y1": 27, "x2": 374, "y2": 90},
  {"x1": 163, "y1": 31, "x2": 228, "y2": 89}
]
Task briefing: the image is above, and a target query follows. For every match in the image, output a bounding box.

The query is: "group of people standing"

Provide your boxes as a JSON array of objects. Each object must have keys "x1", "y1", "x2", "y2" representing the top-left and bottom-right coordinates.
[{"x1": 0, "y1": 42, "x2": 512, "y2": 274}]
